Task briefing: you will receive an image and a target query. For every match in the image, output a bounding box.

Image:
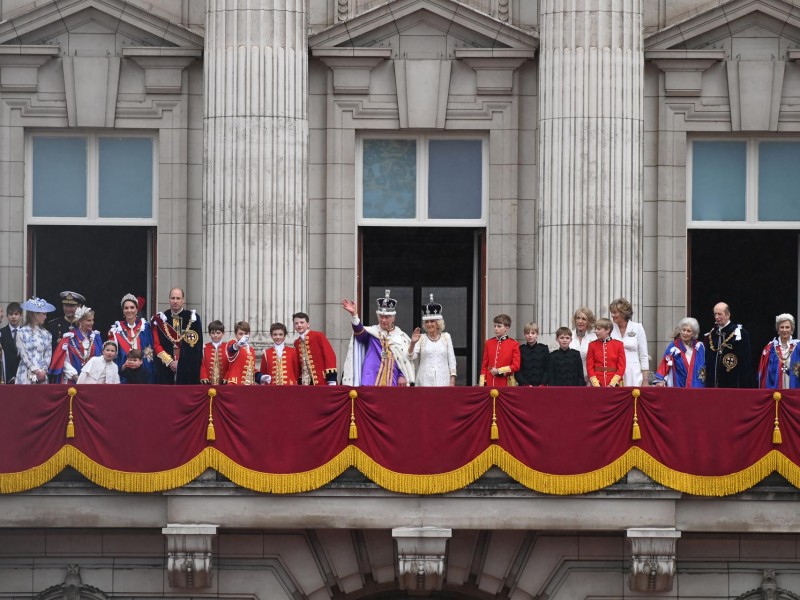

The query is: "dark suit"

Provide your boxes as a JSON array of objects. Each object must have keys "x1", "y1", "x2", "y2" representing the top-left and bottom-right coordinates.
[{"x1": 0, "y1": 325, "x2": 21, "y2": 384}]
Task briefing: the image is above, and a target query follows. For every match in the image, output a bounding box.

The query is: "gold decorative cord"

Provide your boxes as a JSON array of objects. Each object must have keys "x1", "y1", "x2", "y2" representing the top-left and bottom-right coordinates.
[
  {"x1": 631, "y1": 388, "x2": 641, "y2": 441},
  {"x1": 490, "y1": 389, "x2": 499, "y2": 440},
  {"x1": 773, "y1": 391, "x2": 782, "y2": 445},
  {"x1": 206, "y1": 388, "x2": 217, "y2": 442},
  {"x1": 66, "y1": 387, "x2": 77, "y2": 439},
  {"x1": 348, "y1": 389, "x2": 358, "y2": 440}
]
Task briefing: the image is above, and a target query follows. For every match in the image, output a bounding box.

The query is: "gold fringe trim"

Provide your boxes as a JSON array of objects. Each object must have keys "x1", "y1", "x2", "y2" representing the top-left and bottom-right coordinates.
[{"x1": 4, "y1": 445, "x2": 800, "y2": 496}]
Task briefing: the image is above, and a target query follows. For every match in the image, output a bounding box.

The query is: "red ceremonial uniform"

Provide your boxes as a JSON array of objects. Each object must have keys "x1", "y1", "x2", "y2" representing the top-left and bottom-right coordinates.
[
  {"x1": 586, "y1": 337, "x2": 626, "y2": 387},
  {"x1": 200, "y1": 342, "x2": 229, "y2": 385},
  {"x1": 479, "y1": 335, "x2": 521, "y2": 387},
  {"x1": 294, "y1": 330, "x2": 338, "y2": 385},
  {"x1": 260, "y1": 345, "x2": 300, "y2": 385},
  {"x1": 225, "y1": 340, "x2": 257, "y2": 385}
]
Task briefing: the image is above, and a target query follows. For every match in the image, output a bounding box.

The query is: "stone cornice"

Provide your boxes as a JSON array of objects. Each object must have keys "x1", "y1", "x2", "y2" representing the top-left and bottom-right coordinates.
[
  {"x1": 646, "y1": 49, "x2": 725, "y2": 97},
  {"x1": 123, "y1": 47, "x2": 201, "y2": 94},
  {"x1": 312, "y1": 47, "x2": 392, "y2": 94},
  {"x1": 455, "y1": 48, "x2": 535, "y2": 95},
  {"x1": 0, "y1": 46, "x2": 59, "y2": 93}
]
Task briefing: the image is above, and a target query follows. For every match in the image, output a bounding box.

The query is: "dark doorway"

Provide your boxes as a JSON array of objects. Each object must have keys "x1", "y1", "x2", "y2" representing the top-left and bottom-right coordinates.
[
  {"x1": 30, "y1": 226, "x2": 154, "y2": 334},
  {"x1": 689, "y1": 229, "x2": 798, "y2": 368},
  {"x1": 361, "y1": 227, "x2": 480, "y2": 385}
]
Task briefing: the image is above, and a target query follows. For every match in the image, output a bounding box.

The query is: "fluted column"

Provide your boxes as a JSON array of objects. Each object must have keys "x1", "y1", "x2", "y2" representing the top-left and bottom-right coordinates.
[
  {"x1": 537, "y1": 1, "x2": 643, "y2": 335},
  {"x1": 203, "y1": 0, "x2": 307, "y2": 342}
]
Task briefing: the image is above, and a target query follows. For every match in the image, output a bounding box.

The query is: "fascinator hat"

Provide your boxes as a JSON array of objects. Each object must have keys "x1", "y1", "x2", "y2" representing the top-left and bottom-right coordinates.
[{"x1": 20, "y1": 297, "x2": 56, "y2": 313}]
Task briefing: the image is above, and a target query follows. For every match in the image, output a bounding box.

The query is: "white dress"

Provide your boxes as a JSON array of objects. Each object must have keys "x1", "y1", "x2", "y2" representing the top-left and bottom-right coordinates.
[
  {"x1": 611, "y1": 321, "x2": 649, "y2": 387},
  {"x1": 77, "y1": 356, "x2": 120, "y2": 384},
  {"x1": 569, "y1": 330, "x2": 597, "y2": 380},
  {"x1": 411, "y1": 332, "x2": 457, "y2": 387},
  {"x1": 15, "y1": 326, "x2": 52, "y2": 384}
]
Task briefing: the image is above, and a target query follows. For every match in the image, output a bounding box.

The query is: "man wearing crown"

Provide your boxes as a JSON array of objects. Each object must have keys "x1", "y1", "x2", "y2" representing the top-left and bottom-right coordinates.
[
  {"x1": 151, "y1": 287, "x2": 204, "y2": 384},
  {"x1": 341, "y1": 290, "x2": 415, "y2": 386}
]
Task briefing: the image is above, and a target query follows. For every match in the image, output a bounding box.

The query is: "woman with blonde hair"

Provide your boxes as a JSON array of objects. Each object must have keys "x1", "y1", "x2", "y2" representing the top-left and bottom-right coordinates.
[{"x1": 569, "y1": 306, "x2": 597, "y2": 383}]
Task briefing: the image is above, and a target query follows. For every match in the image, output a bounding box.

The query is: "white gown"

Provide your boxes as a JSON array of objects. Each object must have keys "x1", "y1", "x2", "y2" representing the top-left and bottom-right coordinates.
[
  {"x1": 569, "y1": 330, "x2": 597, "y2": 380},
  {"x1": 611, "y1": 321, "x2": 649, "y2": 387},
  {"x1": 411, "y1": 332, "x2": 457, "y2": 387}
]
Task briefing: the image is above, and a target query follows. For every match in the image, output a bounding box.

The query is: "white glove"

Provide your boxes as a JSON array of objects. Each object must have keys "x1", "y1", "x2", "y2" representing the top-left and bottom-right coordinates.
[
  {"x1": 238, "y1": 335, "x2": 249, "y2": 348},
  {"x1": 261, "y1": 374, "x2": 272, "y2": 385}
]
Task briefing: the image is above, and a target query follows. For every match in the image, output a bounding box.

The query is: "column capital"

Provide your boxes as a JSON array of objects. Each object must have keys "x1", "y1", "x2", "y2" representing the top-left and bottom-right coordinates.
[
  {"x1": 162, "y1": 524, "x2": 218, "y2": 589},
  {"x1": 392, "y1": 527, "x2": 452, "y2": 593},
  {"x1": 627, "y1": 527, "x2": 681, "y2": 592}
]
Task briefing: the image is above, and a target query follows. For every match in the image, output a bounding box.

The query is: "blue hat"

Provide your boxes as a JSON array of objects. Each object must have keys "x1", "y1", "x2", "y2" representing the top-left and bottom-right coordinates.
[{"x1": 21, "y1": 297, "x2": 56, "y2": 313}]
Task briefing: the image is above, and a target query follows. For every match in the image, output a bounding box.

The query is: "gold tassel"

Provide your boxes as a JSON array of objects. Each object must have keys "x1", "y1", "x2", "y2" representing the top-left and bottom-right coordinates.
[
  {"x1": 773, "y1": 392, "x2": 782, "y2": 445},
  {"x1": 66, "y1": 387, "x2": 77, "y2": 439},
  {"x1": 490, "y1": 389, "x2": 499, "y2": 440},
  {"x1": 349, "y1": 390, "x2": 358, "y2": 440},
  {"x1": 207, "y1": 388, "x2": 217, "y2": 442},
  {"x1": 631, "y1": 389, "x2": 641, "y2": 441}
]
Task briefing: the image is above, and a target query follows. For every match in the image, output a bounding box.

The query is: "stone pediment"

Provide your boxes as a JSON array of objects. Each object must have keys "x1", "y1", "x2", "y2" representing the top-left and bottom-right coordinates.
[
  {"x1": 646, "y1": 0, "x2": 800, "y2": 53},
  {"x1": 309, "y1": 0, "x2": 537, "y2": 52},
  {"x1": 0, "y1": 0, "x2": 203, "y2": 49}
]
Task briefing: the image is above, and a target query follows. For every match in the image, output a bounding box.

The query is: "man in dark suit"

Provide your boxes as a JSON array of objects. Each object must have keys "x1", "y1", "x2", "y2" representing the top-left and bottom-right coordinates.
[{"x1": 0, "y1": 302, "x2": 23, "y2": 384}]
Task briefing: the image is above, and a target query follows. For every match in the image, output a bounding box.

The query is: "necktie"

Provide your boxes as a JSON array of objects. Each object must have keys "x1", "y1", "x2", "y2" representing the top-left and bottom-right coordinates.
[{"x1": 11, "y1": 328, "x2": 16, "y2": 341}]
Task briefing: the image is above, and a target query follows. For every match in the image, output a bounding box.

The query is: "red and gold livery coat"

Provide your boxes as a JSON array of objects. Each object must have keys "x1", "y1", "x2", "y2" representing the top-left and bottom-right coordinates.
[
  {"x1": 479, "y1": 335, "x2": 521, "y2": 387},
  {"x1": 225, "y1": 340, "x2": 257, "y2": 386},
  {"x1": 294, "y1": 330, "x2": 338, "y2": 385},
  {"x1": 200, "y1": 342, "x2": 229, "y2": 385},
  {"x1": 260, "y1": 346, "x2": 300, "y2": 385},
  {"x1": 586, "y1": 338, "x2": 626, "y2": 387}
]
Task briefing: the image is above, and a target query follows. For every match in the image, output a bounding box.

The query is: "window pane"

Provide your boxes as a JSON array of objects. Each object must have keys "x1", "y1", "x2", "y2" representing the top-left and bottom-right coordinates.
[
  {"x1": 99, "y1": 137, "x2": 153, "y2": 218},
  {"x1": 428, "y1": 140, "x2": 482, "y2": 219},
  {"x1": 32, "y1": 137, "x2": 87, "y2": 217},
  {"x1": 362, "y1": 139, "x2": 416, "y2": 219},
  {"x1": 691, "y1": 141, "x2": 746, "y2": 221},
  {"x1": 758, "y1": 142, "x2": 800, "y2": 221}
]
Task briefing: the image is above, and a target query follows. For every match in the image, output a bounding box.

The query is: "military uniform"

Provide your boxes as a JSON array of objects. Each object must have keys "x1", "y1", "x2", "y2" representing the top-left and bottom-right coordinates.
[
  {"x1": 704, "y1": 322, "x2": 754, "y2": 388},
  {"x1": 46, "y1": 291, "x2": 84, "y2": 350},
  {"x1": 479, "y1": 335, "x2": 520, "y2": 387},
  {"x1": 151, "y1": 309, "x2": 203, "y2": 384},
  {"x1": 586, "y1": 337, "x2": 626, "y2": 387}
]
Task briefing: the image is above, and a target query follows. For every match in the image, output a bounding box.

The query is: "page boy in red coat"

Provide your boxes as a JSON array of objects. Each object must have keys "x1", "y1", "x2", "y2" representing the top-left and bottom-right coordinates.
[
  {"x1": 587, "y1": 317, "x2": 626, "y2": 387},
  {"x1": 259, "y1": 322, "x2": 300, "y2": 385},
  {"x1": 479, "y1": 313, "x2": 521, "y2": 387},
  {"x1": 200, "y1": 320, "x2": 229, "y2": 385},
  {"x1": 226, "y1": 321, "x2": 257, "y2": 385}
]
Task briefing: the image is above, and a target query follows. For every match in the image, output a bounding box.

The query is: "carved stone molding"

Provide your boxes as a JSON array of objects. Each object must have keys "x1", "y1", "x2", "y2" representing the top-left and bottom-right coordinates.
[
  {"x1": 0, "y1": 46, "x2": 59, "y2": 93},
  {"x1": 735, "y1": 569, "x2": 800, "y2": 600},
  {"x1": 392, "y1": 526, "x2": 452, "y2": 593},
  {"x1": 646, "y1": 50, "x2": 725, "y2": 97},
  {"x1": 123, "y1": 47, "x2": 201, "y2": 94},
  {"x1": 162, "y1": 524, "x2": 217, "y2": 589},
  {"x1": 312, "y1": 47, "x2": 391, "y2": 94},
  {"x1": 35, "y1": 565, "x2": 108, "y2": 600},
  {"x1": 627, "y1": 527, "x2": 681, "y2": 592},
  {"x1": 455, "y1": 48, "x2": 536, "y2": 95},
  {"x1": 727, "y1": 58, "x2": 785, "y2": 131}
]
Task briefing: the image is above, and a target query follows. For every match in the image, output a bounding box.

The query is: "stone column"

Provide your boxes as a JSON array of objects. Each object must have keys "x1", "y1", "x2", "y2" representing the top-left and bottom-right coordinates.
[
  {"x1": 537, "y1": 1, "x2": 643, "y2": 335},
  {"x1": 203, "y1": 0, "x2": 308, "y2": 342}
]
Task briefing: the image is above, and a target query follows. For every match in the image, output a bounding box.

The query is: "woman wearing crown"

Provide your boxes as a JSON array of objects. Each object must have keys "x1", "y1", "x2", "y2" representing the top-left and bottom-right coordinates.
[
  {"x1": 49, "y1": 305, "x2": 103, "y2": 383},
  {"x1": 408, "y1": 295, "x2": 457, "y2": 386},
  {"x1": 109, "y1": 293, "x2": 156, "y2": 384}
]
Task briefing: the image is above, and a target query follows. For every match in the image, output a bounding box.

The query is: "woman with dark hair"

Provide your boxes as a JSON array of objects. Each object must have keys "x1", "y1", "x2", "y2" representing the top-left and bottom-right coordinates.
[
  {"x1": 109, "y1": 293, "x2": 156, "y2": 383},
  {"x1": 609, "y1": 297, "x2": 650, "y2": 387},
  {"x1": 15, "y1": 297, "x2": 55, "y2": 384}
]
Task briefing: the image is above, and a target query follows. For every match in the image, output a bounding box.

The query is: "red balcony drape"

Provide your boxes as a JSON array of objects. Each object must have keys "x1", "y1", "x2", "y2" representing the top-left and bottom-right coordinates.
[{"x1": 1, "y1": 385, "x2": 797, "y2": 495}]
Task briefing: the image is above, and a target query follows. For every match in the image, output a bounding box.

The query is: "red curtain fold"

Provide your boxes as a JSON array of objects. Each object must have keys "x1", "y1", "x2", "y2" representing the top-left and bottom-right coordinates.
[{"x1": 2, "y1": 384, "x2": 800, "y2": 492}]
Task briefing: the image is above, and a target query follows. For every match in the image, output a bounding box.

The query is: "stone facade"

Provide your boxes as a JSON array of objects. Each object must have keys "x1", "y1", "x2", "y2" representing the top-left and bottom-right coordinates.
[{"x1": 3, "y1": 1, "x2": 800, "y2": 597}]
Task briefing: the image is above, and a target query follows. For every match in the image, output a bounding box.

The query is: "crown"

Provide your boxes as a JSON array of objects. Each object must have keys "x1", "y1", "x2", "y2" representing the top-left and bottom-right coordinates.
[
  {"x1": 422, "y1": 294, "x2": 443, "y2": 321},
  {"x1": 376, "y1": 289, "x2": 397, "y2": 315}
]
